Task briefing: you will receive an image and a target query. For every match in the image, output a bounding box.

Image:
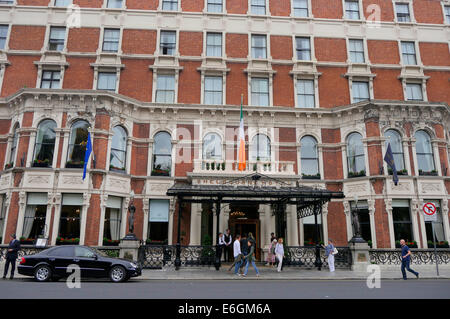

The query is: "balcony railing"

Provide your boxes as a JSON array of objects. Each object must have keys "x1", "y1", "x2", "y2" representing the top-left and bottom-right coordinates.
[{"x1": 193, "y1": 159, "x2": 295, "y2": 175}]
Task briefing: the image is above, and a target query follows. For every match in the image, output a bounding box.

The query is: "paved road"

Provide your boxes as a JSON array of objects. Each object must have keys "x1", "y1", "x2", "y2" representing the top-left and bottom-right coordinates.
[{"x1": 1, "y1": 278, "x2": 449, "y2": 299}]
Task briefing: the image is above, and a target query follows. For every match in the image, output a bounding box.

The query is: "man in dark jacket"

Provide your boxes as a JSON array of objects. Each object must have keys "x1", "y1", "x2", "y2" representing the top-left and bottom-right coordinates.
[{"x1": 3, "y1": 234, "x2": 21, "y2": 279}]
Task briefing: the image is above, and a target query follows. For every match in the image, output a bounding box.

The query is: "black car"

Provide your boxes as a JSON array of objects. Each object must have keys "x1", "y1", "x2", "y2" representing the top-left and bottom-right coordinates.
[{"x1": 18, "y1": 245, "x2": 141, "y2": 282}]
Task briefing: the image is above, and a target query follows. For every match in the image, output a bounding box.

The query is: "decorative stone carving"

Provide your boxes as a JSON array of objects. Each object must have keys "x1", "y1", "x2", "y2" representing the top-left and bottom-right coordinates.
[
  {"x1": 343, "y1": 201, "x2": 350, "y2": 215},
  {"x1": 420, "y1": 182, "x2": 441, "y2": 194},
  {"x1": 385, "y1": 198, "x2": 392, "y2": 215},
  {"x1": 367, "y1": 199, "x2": 375, "y2": 215},
  {"x1": 0, "y1": 175, "x2": 10, "y2": 188},
  {"x1": 346, "y1": 183, "x2": 368, "y2": 193},
  {"x1": 62, "y1": 175, "x2": 84, "y2": 185},
  {"x1": 27, "y1": 174, "x2": 50, "y2": 185},
  {"x1": 19, "y1": 191, "x2": 26, "y2": 208},
  {"x1": 390, "y1": 180, "x2": 411, "y2": 192},
  {"x1": 108, "y1": 177, "x2": 129, "y2": 190},
  {"x1": 364, "y1": 108, "x2": 379, "y2": 120}
]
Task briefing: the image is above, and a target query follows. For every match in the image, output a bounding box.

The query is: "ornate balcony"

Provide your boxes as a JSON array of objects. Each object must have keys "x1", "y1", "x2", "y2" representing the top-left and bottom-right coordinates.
[{"x1": 193, "y1": 159, "x2": 295, "y2": 175}]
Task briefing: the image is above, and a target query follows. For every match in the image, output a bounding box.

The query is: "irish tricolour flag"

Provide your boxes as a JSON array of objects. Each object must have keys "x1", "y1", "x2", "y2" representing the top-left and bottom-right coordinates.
[{"x1": 238, "y1": 96, "x2": 246, "y2": 171}]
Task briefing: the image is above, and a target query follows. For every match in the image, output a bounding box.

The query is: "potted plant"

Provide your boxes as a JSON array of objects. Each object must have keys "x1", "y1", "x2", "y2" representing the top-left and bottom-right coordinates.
[
  {"x1": 419, "y1": 169, "x2": 438, "y2": 176},
  {"x1": 103, "y1": 237, "x2": 120, "y2": 246},
  {"x1": 56, "y1": 237, "x2": 80, "y2": 245},
  {"x1": 388, "y1": 168, "x2": 408, "y2": 176},
  {"x1": 367, "y1": 240, "x2": 373, "y2": 248},
  {"x1": 32, "y1": 158, "x2": 50, "y2": 168},
  {"x1": 19, "y1": 236, "x2": 34, "y2": 245},
  {"x1": 437, "y1": 241, "x2": 449, "y2": 248},
  {"x1": 4, "y1": 162, "x2": 13, "y2": 170},
  {"x1": 302, "y1": 173, "x2": 321, "y2": 180},
  {"x1": 66, "y1": 160, "x2": 84, "y2": 169},
  {"x1": 151, "y1": 164, "x2": 170, "y2": 176}
]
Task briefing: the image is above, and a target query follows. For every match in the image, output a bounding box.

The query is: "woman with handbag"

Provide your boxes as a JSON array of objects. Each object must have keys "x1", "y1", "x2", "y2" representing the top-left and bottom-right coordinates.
[
  {"x1": 323, "y1": 239, "x2": 337, "y2": 272},
  {"x1": 266, "y1": 239, "x2": 277, "y2": 267},
  {"x1": 275, "y1": 238, "x2": 284, "y2": 273}
]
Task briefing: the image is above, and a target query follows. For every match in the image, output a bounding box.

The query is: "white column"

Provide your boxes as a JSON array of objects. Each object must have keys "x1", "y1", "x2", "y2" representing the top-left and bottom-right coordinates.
[
  {"x1": 385, "y1": 199, "x2": 395, "y2": 248},
  {"x1": 15, "y1": 192, "x2": 27, "y2": 238},
  {"x1": 432, "y1": 141, "x2": 442, "y2": 175},
  {"x1": 442, "y1": 200, "x2": 450, "y2": 245},
  {"x1": 402, "y1": 140, "x2": 411, "y2": 174},
  {"x1": 60, "y1": 129, "x2": 70, "y2": 167},
  {"x1": 322, "y1": 203, "x2": 329, "y2": 246},
  {"x1": 79, "y1": 193, "x2": 90, "y2": 245},
  {"x1": 167, "y1": 199, "x2": 174, "y2": 245},
  {"x1": 26, "y1": 131, "x2": 36, "y2": 167},
  {"x1": 411, "y1": 199, "x2": 422, "y2": 248},
  {"x1": 51, "y1": 194, "x2": 62, "y2": 245},
  {"x1": 212, "y1": 211, "x2": 217, "y2": 245},
  {"x1": 44, "y1": 193, "x2": 53, "y2": 239},
  {"x1": 189, "y1": 202, "x2": 201, "y2": 245},
  {"x1": 343, "y1": 201, "x2": 352, "y2": 241},
  {"x1": 368, "y1": 199, "x2": 377, "y2": 249},
  {"x1": 123, "y1": 197, "x2": 131, "y2": 239},
  {"x1": 411, "y1": 138, "x2": 419, "y2": 176},
  {"x1": 298, "y1": 218, "x2": 304, "y2": 246},
  {"x1": 288, "y1": 205, "x2": 299, "y2": 246},
  {"x1": 52, "y1": 130, "x2": 62, "y2": 168},
  {"x1": 259, "y1": 206, "x2": 267, "y2": 247},
  {"x1": 220, "y1": 203, "x2": 229, "y2": 234},
  {"x1": 98, "y1": 194, "x2": 107, "y2": 246}
]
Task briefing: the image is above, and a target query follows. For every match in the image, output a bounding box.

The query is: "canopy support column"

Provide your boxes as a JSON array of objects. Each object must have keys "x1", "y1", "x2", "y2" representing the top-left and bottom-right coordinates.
[
  {"x1": 314, "y1": 202, "x2": 323, "y2": 271},
  {"x1": 214, "y1": 197, "x2": 222, "y2": 271},
  {"x1": 175, "y1": 196, "x2": 183, "y2": 270}
]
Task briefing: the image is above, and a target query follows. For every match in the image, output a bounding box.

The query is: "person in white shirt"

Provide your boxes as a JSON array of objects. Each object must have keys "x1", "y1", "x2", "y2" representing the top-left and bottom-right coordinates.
[
  {"x1": 223, "y1": 229, "x2": 233, "y2": 262},
  {"x1": 275, "y1": 238, "x2": 284, "y2": 272},
  {"x1": 229, "y1": 235, "x2": 243, "y2": 275},
  {"x1": 218, "y1": 232, "x2": 225, "y2": 261}
]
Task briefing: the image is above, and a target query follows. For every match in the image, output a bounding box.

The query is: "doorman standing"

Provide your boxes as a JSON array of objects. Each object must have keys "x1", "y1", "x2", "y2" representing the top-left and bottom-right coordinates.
[{"x1": 3, "y1": 234, "x2": 21, "y2": 279}]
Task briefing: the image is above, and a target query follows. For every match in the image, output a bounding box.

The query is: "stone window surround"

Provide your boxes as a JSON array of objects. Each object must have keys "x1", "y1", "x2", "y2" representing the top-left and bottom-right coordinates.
[{"x1": 392, "y1": 0, "x2": 416, "y2": 24}]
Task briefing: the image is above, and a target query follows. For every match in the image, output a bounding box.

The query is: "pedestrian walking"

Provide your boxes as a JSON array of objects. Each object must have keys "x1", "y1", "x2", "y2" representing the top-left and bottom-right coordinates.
[
  {"x1": 243, "y1": 240, "x2": 259, "y2": 277},
  {"x1": 323, "y1": 239, "x2": 336, "y2": 272},
  {"x1": 400, "y1": 239, "x2": 419, "y2": 280},
  {"x1": 224, "y1": 229, "x2": 232, "y2": 262},
  {"x1": 239, "y1": 234, "x2": 249, "y2": 272},
  {"x1": 218, "y1": 232, "x2": 225, "y2": 261},
  {"x1": 3, "y1": 234, "x2": 21, "y2": 280},
  {"x1": 270, "y1": 232, "x2": 277, "y2": 243},
  {"x1": 230, "y1": 235, "x2": 243, "y2": 276},
  {"x1": 266, "y1": 239, "x2": 277, "y2": 266},
  {"x1": 248, "y1": 232, "x2": 256, "y2": 248},
  {"x1": 275, "y1": 238, "x2": 284, "y2": 272}
]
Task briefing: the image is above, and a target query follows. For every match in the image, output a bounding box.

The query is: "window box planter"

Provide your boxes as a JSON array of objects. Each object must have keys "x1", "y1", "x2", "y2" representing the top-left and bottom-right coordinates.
[
  {"x1": 66, "y1": 161, "x2": 84, "y2": 169},
  {"x1": 388, "y1": 168, "x2": 408, "y2": 176},
  {"x1": 19, "y1": 237, "x2": 35, "y2": 245},
  {"x1": 348, "y1": 170, "x2": 366, "y2": 178},
  {"x1": 395, "y1": 241, "x2": 417, "y2": 248},
  {"x1": 428, "y1": 241, "x2": 449, "y2": 248},
  {"x1": 109, "y1": 165, "x2": 125, "y2": 173},
  {"x1": 367, "y1": 240, "x2": 373, "y2": 249},
  {"x1": 32, "y1": 159, "x2": 50, "y2": 168},
  {"x1": 302, "y1": 174, "x2": 321, "y2": 180},
  {"x1": 4, "y1": 162, "x2": 13, "y2": 170},
  {"x1": 145, "y1": 239, "x2": 168, "y2": 245},
  {"x1": 418, "y1": 170, "x2": 438, "y2": 176},
  {"x1": 102, "y1": 239, "x2": 120, "y2": 246},
  {"x1": 56, "y1": 237, "x2": 80, "y2": 245},
  {"x1": 151, "y1": 169, "x2": 170, "y2": 176}
]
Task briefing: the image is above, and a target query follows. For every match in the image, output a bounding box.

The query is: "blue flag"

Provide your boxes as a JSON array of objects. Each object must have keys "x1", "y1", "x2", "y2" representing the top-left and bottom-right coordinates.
[
  {"x1": 384, "y1": 143, "x2": 398, "y2": 186},
  {"x1": 82, "y1": 132, "x2": 92, "y2": 180}
]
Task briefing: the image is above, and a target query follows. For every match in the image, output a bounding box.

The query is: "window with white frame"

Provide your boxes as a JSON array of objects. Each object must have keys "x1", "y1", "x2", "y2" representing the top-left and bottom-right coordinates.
[
  {"x1": 40, "y1": 70, "x2": 61, "y2": 89},
  {"x1": 349, "y1": 39, "x2": 365, "y2": 63},
  {"x1": 203, "y1": 133, "x2": 222, "y2": 160},
  {"x1": 110, "y1": 126, "x2": 127, "y2": 171},
  {"x1": 207, "y1": 0, "x2": 223, "y2": 12},
  {"x1": 67, "y1": 120, "x2": 89, "y2": 167},
  {"x1": 148, "y1": 199, "x2": 169, "y2": 244},
  {"x1": 415, "y1": 130, "x2": 435, "y2": 174},
  {"x1": 295, "y1": 37, "x2": 311, "y2": 61},
  {"x1": 0, "y1": 0, "x2": 14, "y2": 4},
  {"x1": 33, "y1": 119, "x2": 57, "y2": 168},
  {"x1": 345, "y1": 0, "x2": 360, "y2": 20},
  {"x1": 206, "y1": 32, "x2": 222, "y2": 57},
  {"x1": 445, "y1": 6, "x2": 450, "y2": 24},
  {"x1": 296, "y1": 79, "x2": 315, "y2": 108},
  {"x1": 292, "y1": 0, "x2": 308, "y2": 17},
  {"x1": 48, "y1": 27, "x2": 66, "y2": 51},
  {"x1": 401, "y1": 41, "x2": 417, "y2": 65},
  {"x1": 300, "y1": 135, "x2": 319, "y2": 177},
  {"x1": 152, "y1": 132, "x2": 172, "y2": 176},
  {"x1": 395, "y1": 3, "x2": 411, "y2": 22},
  {"x1": 156, "y1": 74, "x2": 175, "y2": 103},
  {"x1": 0, "y1": 25, "x2": 8, "y2": 50},
  {"x1": 384, "y1": 129, "x2": 405, "y2": 172},
  {"x1": 352, "y1": 81, "x2": 369, "y2": 103},
  {"x1": 250, "y1": 134, "x2": 271, "y2": 161},
  {"x1": 162, "y1": 0, "x2": 178, "y2": 10},
  {"x1": 424, "y1": 200, "x2": 445, "y2": 245},
  {"x1": 251, "y1": 34, "x2": 267, "y2": 59},
  {"x1": 8, "y1": 124, "x2": 19, "y2": 167},
  {"x1": 392, "y1": 199, "x2": 413, "y2": 243},
  {"x1": 107, "y1": 0, "x2": 123, "y2": 8},
  {"x1": 346, "y1": 132, "x2": 366, "y2": 176},
  {"x1": 54, "y1": 0, "x2": 71, "y2": 6},
  {"x1": 405, "y1": 83, "x2": 423, "y2": 101},
  {"x1": 251, "y1": 78, "x2": 269, "y2": 106},
  {"x1": 102, "y1": 29, "x2": 120, "y2": 53},
  {"x1": 204, "y1": 76, "x2": 223, "y2": 105},
  {"x1": 23, "y1": 193, "x2": 47, "y2": 241},
  {"x1": 160, "y1": 31, "x2": 176, "y2": 55},
  {"x1": 104, "y1": 196, "x2": 122, "y2": 243},
  {"x1": 58, "y1": 193, "x2": 82, "y2": 242},
  {"x1": 251, "y1": 0, "x2": 266, "y2": 14},
  {"x1": 97, "y1": 72, "x2": 117, "y2": 91}
]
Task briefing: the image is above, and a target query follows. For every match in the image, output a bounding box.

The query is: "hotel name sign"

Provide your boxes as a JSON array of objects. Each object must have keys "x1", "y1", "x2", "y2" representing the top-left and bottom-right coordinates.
[{"x1": 192, "y1": 177, "x2": 296, "y2": 187}]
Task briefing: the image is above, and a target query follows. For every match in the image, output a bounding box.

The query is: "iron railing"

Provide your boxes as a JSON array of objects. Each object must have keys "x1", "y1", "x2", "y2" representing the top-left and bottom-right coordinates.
[
  {"x1": 369, "y1": 249, "x2": 450, "y2": 265},
  {"x1": 0, "y1": 245, "x2": 47, "y2": 261},
  {"x1": 283, "y1": 246, "x2": 352, "y2": 269},
  {"x1": 138, "y1": 245, "x2": 216, "y2": 269}
]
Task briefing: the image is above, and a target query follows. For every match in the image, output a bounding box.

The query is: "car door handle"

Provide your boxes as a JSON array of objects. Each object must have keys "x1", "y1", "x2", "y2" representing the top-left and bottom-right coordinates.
[
  {"x1": 73, "y1": 259, "x2": 80, "y2": 262},
  {"x1": 49, "y1": 258, "x2": 55, "y2": 261}
]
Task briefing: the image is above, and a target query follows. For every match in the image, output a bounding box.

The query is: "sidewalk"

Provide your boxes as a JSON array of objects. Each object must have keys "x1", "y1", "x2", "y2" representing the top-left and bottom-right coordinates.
[{"x1": 2, "y1": 262, "x2": 450, "y2": 280}]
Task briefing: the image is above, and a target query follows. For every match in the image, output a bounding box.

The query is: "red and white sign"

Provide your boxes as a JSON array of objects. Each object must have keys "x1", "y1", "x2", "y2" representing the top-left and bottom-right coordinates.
[{"x1": 423, "y1": 202, "x2": 437, "y2": 222}]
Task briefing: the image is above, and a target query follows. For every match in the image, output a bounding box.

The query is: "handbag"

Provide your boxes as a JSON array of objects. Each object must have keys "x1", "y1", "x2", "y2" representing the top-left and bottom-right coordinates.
[{"x1": 332, "y1": 247, "x2": 338, "y2": 255}]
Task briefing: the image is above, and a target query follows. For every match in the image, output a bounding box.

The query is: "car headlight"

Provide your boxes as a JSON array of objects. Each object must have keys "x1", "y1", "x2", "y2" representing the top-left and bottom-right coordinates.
[{"x1": 129, "y1": 262, "x2": 137, "y2": 268}]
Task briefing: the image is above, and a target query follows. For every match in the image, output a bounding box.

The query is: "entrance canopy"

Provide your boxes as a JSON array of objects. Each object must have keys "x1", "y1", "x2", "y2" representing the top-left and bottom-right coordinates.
[{"x1": 166, "y1": 173, "x2": 344, "y2": 219}]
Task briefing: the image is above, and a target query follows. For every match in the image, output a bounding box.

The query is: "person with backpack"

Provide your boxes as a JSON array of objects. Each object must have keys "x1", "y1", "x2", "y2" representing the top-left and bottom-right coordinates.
[
  {"x1": 400, "y1": 239, "x2": 419, "y2": 280},
  {"x1": 242, "y1": 240, "x2": 259, "y2": 277}
]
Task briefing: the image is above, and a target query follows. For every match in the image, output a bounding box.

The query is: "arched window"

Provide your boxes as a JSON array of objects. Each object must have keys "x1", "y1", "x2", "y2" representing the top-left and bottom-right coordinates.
[
  {"x1": 300, "y1": 136, "x2": 319, "y2": 177},
  {"x1": 67, "y1": 120, "x2": 89, "y2": 168},
  {"x1": 8, "y1": 124, "x2": 19, "y2": 167},
  {"x1": 347, "y1": 132, "x2": 365, "y2": 176},
  {"x1": 203, "y1": 133, "x2": 222, "y2": 160},
  {"x1": 384, "y1": 129, "x2": 405, "y2": 172},
  {"x1": 415, "y1": 130, "x2": 435, "y2": 174},
  {"x1": 110, "y1": 126, "x2": 127, "y2": 172},
  {"x1": 33, "y1": 120, "x2": 56, "y2": 167},
  {"x1": 250, "y1": 134, "x2": 270, "y2": 161},
  {"x1": 152, "y1": 131, "x2": 172, "y2": 176}
]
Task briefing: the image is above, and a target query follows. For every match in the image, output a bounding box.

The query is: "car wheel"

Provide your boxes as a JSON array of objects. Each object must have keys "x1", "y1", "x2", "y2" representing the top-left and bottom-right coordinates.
[
  {"x1": 34, "y1": 265, "x2": 52, "y2": 282},
  {"x1": 109, "y1": 265, "x2": 126, "y2": 283}
]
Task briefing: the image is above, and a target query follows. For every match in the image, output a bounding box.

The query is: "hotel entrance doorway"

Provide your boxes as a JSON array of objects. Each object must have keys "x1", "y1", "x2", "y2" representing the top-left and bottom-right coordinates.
[{"x1": 228, "y1": 203, "x2": 261, "y2": 261}]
